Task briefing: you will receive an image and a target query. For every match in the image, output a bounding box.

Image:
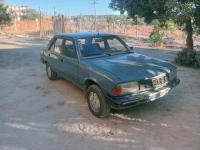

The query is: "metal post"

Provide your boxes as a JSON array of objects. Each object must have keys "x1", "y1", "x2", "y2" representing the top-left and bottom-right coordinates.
[
  {"x1": 14, "y1": 13, "x2": 17, "y2": 33},
  {"x1": 136, "y1": 16, "x2": 138, "y2": 38},
  {"x1": 79, "y1": 12, "x2": 82, "y2": 32},
  {"x1": 92, "y1": 0, "x2": 97, "y2": 31},
  {"x1": 39, "y1": 8, "x2": 42, "y2": 37}
]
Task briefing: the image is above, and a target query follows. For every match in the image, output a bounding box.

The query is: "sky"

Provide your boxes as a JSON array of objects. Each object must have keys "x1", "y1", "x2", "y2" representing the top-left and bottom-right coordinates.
[{"x1": 5, "y1": 0, "x2": 119, "y2": 16}]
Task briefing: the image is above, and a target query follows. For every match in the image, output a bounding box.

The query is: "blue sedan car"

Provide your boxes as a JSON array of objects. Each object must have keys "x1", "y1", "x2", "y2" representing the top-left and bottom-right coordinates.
[{"x1": 40, "y1": 32, "x2": 180, "y2": 117}]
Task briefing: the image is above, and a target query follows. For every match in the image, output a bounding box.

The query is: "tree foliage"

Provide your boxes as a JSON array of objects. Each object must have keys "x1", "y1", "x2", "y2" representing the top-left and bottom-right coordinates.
[
  {"x1": 109, "y1": 0, "x2": 126, "y2": 14},
  {"x1": 194, "y1": 0, "x2": 200, "y2": 33},
  {"x1": 109, "y1": 0, "x2": 200, "y2": 59},
  {"x1": 110, "y1": 0, "x2": 170, "y2": 23},
  {"x1": 150, "y1": 19, "x2": 176, "y2": 45},
  {"x1": 20, "y1": 9, "x2": 40, "y2": 20},
  {"x1": 0, "y1": 4, "x2": 11, "y2": 29},
  {"x1": 149, "y1": 19, "x2": 176, "y2": 46}
]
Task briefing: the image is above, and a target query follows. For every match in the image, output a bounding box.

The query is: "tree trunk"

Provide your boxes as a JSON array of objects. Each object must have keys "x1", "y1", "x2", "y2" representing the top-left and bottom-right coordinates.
[{"x1": 185, "y1": 18, "x2": 194, "y2": 57}]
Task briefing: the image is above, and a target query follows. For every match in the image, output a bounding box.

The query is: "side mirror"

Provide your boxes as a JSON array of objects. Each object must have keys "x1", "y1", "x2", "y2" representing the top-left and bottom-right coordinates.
[{"x1": 129, "y1": 46, "x2": 134, "y2": 51}]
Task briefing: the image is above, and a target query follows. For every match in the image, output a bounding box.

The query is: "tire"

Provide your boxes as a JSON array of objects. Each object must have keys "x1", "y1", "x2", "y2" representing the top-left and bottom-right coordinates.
[
  {"x1": 86, "y1": 85, "x2": 110, "y2": 118},
  {"x1": 46, "y1": 63, "x2": 57, "y2": 80}
]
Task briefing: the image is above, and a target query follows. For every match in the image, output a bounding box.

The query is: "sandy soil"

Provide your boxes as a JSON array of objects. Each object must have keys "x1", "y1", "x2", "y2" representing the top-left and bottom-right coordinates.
[{"x1": 0, "y1": 35, "x2": 200, "y2": 150}]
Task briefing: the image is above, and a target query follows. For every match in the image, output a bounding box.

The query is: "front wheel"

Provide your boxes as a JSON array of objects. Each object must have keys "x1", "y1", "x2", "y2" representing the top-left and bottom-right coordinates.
[
  {"x1": 86, "y1": 85, "x2": 110, "y2": 118},
  {"x1": 46, "y1": 63, "x2": 57, "y2": 80}
]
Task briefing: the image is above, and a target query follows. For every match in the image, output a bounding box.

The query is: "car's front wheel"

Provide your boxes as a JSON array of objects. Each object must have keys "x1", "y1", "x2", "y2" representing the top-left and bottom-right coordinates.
[
  {"x1": 86, "y1": 85, "x2": 110, "y2": 118},
  {"x1": 46, "y1": 63, "x2": 57, "y2": 80}
]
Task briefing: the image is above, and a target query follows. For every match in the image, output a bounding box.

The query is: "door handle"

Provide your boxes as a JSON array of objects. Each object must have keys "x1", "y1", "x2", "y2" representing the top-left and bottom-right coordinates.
[{"x1": 60, "y1": 59, "x2": 64, "y2": 63}]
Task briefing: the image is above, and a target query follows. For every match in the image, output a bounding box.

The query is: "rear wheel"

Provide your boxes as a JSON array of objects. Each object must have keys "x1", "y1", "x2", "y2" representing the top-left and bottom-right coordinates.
[
  {"x1": 86, "y1": 85, "x2": 110, "y2": 118},
  {"x1": 46, "y1": 63, "x2": 57, "y2": 80}
]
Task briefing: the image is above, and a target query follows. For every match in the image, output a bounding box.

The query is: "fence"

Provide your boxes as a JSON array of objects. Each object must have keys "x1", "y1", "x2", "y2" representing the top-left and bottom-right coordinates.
[
  {"x1": 3, "y1": 14, "x2": 186, "y2": 43},
  {"x1": 3, "y1": 15, "x2": 155, "y2": 37}
]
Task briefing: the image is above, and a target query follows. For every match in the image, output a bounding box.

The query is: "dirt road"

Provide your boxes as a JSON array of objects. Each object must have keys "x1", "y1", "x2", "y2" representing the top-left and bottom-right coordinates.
[{"x1": 0, "y1": 36, "x2": 200, "y2": 150}]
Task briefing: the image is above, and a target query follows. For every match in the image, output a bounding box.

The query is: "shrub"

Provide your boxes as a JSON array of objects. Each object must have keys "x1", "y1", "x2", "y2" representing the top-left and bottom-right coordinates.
[
  {"x1": 149, "y1": 19, "x2": 177, "y2": 46},
  {"x1": 175, "y1": 48, "x2": 200, "y2": 68},
  {"x1": 149, "y1": 26, "x2": 164, "y2": 46},
  {"x1": 20, "y1": 9, "x2": 40, "y2": 20}
]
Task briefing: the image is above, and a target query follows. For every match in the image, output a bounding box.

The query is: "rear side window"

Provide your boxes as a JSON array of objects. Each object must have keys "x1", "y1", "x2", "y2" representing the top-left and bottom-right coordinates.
[
  {"x1": 48, "y1": 38, "x2": 55, "y2": 52},
  {"x1": 47, "y1": 38, "x2": 53, "y2": 51},
  {"x1": 54, "y1": 38, "x2": 63, "y2": 54}
]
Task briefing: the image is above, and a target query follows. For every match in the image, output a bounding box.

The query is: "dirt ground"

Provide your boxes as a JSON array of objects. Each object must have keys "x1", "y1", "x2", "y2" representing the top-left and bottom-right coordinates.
[{"x1": 0, "y1": 35, "x2": 200, "y2": 150}]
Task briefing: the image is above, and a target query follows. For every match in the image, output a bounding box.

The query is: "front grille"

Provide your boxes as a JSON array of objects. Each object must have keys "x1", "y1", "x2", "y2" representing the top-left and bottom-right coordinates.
[{"x1": 152, "y1": 74, "x2": 168, "y2": 88}]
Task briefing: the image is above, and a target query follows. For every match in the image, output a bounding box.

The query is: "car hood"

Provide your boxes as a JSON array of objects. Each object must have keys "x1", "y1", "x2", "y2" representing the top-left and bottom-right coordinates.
[{"x1": 85, "y1": 53, "x2": 176, "y2": 82}]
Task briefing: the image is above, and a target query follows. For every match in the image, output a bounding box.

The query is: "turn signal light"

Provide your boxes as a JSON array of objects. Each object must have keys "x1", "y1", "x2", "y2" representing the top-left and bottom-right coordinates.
[{"x1": 112, "y1": 85, "x2": 122, "y2": 96}]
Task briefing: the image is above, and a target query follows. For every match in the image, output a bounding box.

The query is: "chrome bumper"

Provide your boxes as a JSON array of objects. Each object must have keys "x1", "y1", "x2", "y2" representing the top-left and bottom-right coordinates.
[{"x1": 107, "y1": 79, "x2": 180, "y2": 110}]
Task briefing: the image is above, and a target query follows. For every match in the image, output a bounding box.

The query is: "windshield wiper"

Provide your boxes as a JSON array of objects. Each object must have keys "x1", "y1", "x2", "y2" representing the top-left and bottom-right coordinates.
[{"x1": 103, "y1": 52, "x2": 113, "y2": 56}]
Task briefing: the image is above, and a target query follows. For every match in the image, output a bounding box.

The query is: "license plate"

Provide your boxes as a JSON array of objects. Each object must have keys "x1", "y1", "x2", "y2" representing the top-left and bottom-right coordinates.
[{"x1": 148, "y1": 88, "x2": 171, "y2": 102}]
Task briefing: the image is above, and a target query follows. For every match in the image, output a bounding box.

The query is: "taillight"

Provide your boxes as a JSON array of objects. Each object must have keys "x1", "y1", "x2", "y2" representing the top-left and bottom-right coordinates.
[{"x1": 112, "y1": 85, "x2": 122, "y2": 96}]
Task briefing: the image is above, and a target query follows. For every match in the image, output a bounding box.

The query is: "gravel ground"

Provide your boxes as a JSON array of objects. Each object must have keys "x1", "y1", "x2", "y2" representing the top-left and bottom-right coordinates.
[{"x1": 0, "y1": 36, "x2": 200, "y2": 150}]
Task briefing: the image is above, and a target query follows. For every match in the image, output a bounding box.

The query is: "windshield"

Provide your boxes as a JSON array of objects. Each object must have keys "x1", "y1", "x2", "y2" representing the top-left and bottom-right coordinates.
[{"x1": 78, "y1": 35, "x2": 129, "y2": 57}]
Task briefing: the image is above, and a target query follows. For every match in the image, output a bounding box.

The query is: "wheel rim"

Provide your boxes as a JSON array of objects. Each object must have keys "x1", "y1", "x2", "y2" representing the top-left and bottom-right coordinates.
[
  {"x1": 47, "y1": 66, "x2": 51, "y2": 77},
  {"x1": 89, "y1": 91, "x2": 100, "y2": 113}
]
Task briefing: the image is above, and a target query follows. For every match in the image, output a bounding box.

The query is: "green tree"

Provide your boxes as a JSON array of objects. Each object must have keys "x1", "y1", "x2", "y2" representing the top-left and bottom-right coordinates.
[
  {"x1": 0, "y1": 4, "x2": 11, "y2": 32},
  {"x1": 150, "y1": 19, "x2": 176, "y2": 45},
  {"x1": 109, "y1": 0, "x2": 126, "y2": 14},
  {"x1": 109, "y1": 0, "x2": 200, "y2": 59},
  {"x1": 166, "y1": 0, "x2": 199, "y2": 56},
  {"x1": 20, "y1": 9, "x2": 40, "y2": 20}
]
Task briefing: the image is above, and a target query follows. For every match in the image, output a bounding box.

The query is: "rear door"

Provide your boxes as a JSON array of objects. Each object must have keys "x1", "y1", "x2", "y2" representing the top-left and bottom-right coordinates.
[{"x1": 47, "y1": 37, "x2": 64, "y2": 74}]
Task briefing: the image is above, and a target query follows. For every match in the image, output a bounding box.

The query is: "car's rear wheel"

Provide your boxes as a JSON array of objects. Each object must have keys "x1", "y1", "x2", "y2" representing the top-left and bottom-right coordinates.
[
  {"x1": 86, "y1": 85, "x2": 110, "y2": 118},
  {"x1": 46, "y1": 63, "x2": 57, "y2": 80}
]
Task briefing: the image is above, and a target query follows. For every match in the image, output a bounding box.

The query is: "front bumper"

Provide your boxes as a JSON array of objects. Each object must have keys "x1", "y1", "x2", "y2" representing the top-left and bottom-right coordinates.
[{"x1": 107, "y1": 79, "x2": 180, "y2": 110}]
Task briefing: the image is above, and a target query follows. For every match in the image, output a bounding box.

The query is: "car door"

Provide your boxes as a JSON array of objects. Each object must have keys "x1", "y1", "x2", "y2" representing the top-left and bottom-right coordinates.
[
  {"x1": 47, "y1": 37, "x2": 64, "y2": 74},
  {"x1": 59, "y1": 38, "x2": 79, "y2": 84}
]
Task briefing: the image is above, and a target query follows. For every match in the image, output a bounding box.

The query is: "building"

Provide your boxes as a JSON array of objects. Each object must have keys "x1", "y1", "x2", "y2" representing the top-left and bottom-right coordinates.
[
  {"x1": 0, "y1": 0, "x2": 4, "y2": 4},
  {"x1": 7, "y1": 5, "x2": 28, "y2": 20}
]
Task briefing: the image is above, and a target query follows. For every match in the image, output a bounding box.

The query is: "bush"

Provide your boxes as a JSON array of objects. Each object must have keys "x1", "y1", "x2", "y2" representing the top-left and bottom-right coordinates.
[
  {"x1": 20, "y1": 9, "x2": 39, "y2": 20},
  {"x1": 0, "y1": 4, "x2": 11, "y2": 31},
  {"x1": 149, "y1": 26, "x2": 164, "y2": 46},
  {"x1": 175, "y1": 48, "x2": 200, "y2": 68},
  {"x1": 149, "y1": 19, "x2": 177, "y2": 46}
]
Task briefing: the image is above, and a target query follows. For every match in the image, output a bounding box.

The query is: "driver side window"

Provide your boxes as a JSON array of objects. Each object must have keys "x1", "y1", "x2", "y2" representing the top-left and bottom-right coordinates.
[{"x1": 63, "y1": 39, "x2": 77, "y2": 58}]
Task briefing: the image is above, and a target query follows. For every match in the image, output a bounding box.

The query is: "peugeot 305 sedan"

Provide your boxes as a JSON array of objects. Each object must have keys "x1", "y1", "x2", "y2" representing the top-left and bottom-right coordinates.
[{"x1": 40, "y1": 32, "x2": 180, "y2": 118}]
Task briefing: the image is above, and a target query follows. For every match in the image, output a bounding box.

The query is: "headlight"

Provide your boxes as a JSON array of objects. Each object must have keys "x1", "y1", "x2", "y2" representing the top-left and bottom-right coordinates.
[
  {"x1": 140, "y1": 84, "x2": 152, "y2": 91},
  {"x1": 121, "y1": 82, "x2": 139, "y2": 94},
  {"x1": 112, "y1": 82, "x2": 139, "y2": 96},
  {"x1": 169, "y1": 69, "x2": 177, "y2": 81}
]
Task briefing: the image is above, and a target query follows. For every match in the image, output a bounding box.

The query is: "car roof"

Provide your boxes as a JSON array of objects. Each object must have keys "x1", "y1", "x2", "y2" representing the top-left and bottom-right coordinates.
[{"x1": 55, "y1": 32, "x2": 116, "y2": 39}]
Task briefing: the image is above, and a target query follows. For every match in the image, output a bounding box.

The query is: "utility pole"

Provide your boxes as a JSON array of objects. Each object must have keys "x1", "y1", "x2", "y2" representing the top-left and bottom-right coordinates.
[
  {"x1": 53, "y1": 6, "x2": 56, "y2": 17},
  {"x1": 39, "y1": 8, "x2": 42, "y2": 37},
  {"x1": 14, "y1": 12, "x2": 17, "y2": 33},
  {"x1": 79, "y1": 11, "x2": 82, "y2": 32},
  {"x1": 135, "y1": 15, "x2": 138, "y2": 38},
  {"x1": 53, "y1": 6, "x2": 56, "y2": 35},
  {"x1": 92, "y1": 0, "x2": 97, "y2": 31}
]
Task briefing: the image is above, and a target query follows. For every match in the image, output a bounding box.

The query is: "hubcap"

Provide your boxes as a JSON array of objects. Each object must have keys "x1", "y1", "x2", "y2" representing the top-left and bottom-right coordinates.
[{"x1": 89, "y1": 91, "x2": 100, "y2": 113}]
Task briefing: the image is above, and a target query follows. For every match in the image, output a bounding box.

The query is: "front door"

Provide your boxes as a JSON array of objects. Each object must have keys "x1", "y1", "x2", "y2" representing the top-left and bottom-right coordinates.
[{"x1": 60, "y1": 38, "x2": 79, "y2": 84}]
